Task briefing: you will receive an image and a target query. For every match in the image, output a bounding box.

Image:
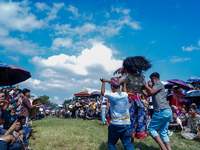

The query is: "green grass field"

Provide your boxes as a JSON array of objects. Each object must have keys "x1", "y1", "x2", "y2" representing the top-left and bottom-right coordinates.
[{"x1": 29, "y1": 117, "x2": 199, "y2": 150}]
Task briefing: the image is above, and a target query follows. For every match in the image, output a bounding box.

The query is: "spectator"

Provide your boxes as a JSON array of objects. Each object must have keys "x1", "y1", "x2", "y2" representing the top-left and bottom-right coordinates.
[
  {"x1": 169, "y1": 112, "x2": 183, "y2": 131},
  {"x1": 191, "y1": 103, "x2": 200, "y2": 115},
  {"x1": 181, "y1": 105, "x2": 200, "y2": 140},
  {"x1": 15, "y1": 91, "x2": 23, "y2": 118},
  {"x1": 18, "y1": 88, "x2": 40, "y2": 125},
  {"x1": 171, "y1": 86, "x2": 184, "y2": 110},
  {"x1": 179, "y1": 107, "x2": 189, "y2": 126},
  {"x1": 45, "y1": 109, "x2": 50, "y2": 118},
  {"x1": 100, "y1": 97, "x2": 108, "y2": 126}
]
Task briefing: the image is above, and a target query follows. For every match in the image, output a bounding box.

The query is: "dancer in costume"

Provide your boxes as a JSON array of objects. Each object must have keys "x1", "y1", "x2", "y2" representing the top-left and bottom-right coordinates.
[{"x1": 114, "y1": 56, "x2": 152, "y2": 145}]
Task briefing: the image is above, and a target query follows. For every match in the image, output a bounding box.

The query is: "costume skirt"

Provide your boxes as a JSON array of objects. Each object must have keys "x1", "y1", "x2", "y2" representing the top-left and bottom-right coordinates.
[{"x1": 129, "y1": 94, "x2": 147, "y2": 139}]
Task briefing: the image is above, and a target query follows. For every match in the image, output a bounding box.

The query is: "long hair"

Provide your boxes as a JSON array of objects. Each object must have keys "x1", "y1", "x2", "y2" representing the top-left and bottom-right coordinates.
[{"x1": 123, "y1": 56, "x2": 152, "y2": 74}]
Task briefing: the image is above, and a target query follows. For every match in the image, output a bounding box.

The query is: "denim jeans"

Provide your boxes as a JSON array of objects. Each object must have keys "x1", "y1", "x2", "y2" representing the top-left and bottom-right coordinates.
[
  {"x1": 8, "y1": 142, "x2": 22, "y2": 150},
  {"x1": 25, "y1": 117, "x2": 29, "y2": 125},
  {"x1": 0, "y1": 140, "x2": 7, "y2": 150},
  {"x1": 148, "y1": 109, "x2": 172, "y2": 142},
  {"x1": 108, "y1": 124, "x2": 135, "y2": 150},
  {"x1": 101, "y1": 107, "x2": 106, "y2": 124},
  {"x1": 75, "y1": 110, "x2": 78, "y2": 119}
]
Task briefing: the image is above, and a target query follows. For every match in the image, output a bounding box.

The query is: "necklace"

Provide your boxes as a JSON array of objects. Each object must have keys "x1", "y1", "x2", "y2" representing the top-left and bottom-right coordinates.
[{"x1": 191, "y1": 114, "x2": 198, "y2": 132}]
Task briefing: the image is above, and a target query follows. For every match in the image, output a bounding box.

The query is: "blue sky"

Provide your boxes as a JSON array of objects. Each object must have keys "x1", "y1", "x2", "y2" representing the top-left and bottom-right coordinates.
[{"x1": 0, "y1": 0, "x2": 200, "y2": 104}]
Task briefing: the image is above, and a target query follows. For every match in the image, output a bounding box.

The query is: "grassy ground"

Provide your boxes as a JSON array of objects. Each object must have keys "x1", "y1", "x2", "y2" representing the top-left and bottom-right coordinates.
[{"x1": 29, "y1": 117, "x2": 199, "y2": 150}]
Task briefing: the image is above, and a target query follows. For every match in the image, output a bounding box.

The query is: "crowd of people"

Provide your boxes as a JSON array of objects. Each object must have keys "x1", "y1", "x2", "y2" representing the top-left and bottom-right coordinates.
[
  {"x1": 0, "y1": 56, "x2": 200, "y2": 150},
  {"x1": 96, "y1": 56, "x2": 200, "y2": 150},
  {"x1": 0, "y1": 86, "x2": 40, "y2": 150}
]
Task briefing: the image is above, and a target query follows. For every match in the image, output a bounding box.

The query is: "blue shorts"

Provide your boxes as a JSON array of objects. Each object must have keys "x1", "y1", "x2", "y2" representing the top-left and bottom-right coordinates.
[{"x1": 148, "y1": 109, "x2": 172, "y2": 142}]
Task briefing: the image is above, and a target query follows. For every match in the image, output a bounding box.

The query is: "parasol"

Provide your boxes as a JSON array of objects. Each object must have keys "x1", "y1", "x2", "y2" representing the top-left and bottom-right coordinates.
[
  {"x1": 164, "y1": 82, "x2": 174, "y2": 89},
  {"x1": 187, "y1": 76, "x2": 200, "y2": 83},
  {"x1": 167, "y1": 79, "x2": 190, "y2": 90},
  {"x1": 185, "y1": 90, "x2": 200, "y2": 98},
  {"x1": 91, "y1": 91, "x2": 101, "y2": 96},
  {"x1": 0, "y1": 63, "x2": 31, "y2": 86},
  {"x1": 74, "y1": 91, "x2": 90, "y2": 97}
]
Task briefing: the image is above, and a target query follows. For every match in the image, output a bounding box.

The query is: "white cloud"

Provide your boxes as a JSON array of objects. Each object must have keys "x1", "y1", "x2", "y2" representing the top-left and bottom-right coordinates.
[
  {"x1": 31, "y1": 43, "x2": 122, "y2": 76},
  {"x1": 55, "y1": 23, "x2": 96, "y2": 36},
  {"x1": 48, "y1": 96, "x2": 63, "y2": 105},
  {"x1": 35, "y1": 2, "x2": 50, "y2": 11},
  {"x1": 182, "y1": 39, "x2": 200, "y2": 52},
  {"x1": 21, "y1": 43, "x2": 122, "y2": 97},
  {"x1": 44, "y1": 3, "x2": 65, "y2": 22},
  {"x1": 98, "y1": 16, "x2": 141, "y2": 36},
  {"x1": 82, "y1": 13, "x2": 93, "y2": 20},
  {"x1": 55, "y1": 6, "x2": 140, "y2": 37},
  {"x1": 105, "y1": 12, "x2": 110, "y2": 18},
  {"x1": 0, "y1": 37, "x2": 44, "y2": 55},
  {"x1": 182, "y1": 45, "x2": 200, "y2": 52},
  {"x1": 170, "y1": 56, "x2": 191, "y2": 63},
  {"x1": 0, "y1": 27, "x2": 9, "y2": 37},
  {"x1": 198, "y1": 39, "x2": 200, "y2": 47},
  {"x1": 0, "y1": 1, "x2": 43, "y2": 32},
  {"x1": 66, "y1": 5, "x2": 80, "y2": 18},
  {"x1": 30, "y1": 93, "x2": 38, "y2": 99},
  {"x1": 7, "y1": 56, "x2": 19, "y2": 62},
  {"x1": 151, "y1": 40, "x2": 156, "y2": 44},
  {"x1": 51, "y1": 38, "x2": 73, "y2": 50},
  {"x1": 20, "y1": 78, "x2": 46, "y2": 90},
  {"x1": 111, "y1": 7, "x2": 130, "y2": 15}
]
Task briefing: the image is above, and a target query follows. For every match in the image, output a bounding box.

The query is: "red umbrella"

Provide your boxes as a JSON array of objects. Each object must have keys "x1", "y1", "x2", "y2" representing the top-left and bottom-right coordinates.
[
  {"x1": 74, "y1": 91, "x2": 90, "y2": 97},
  {"x1": 0, "y1": 64, "x2": 31, "y2": 86}
]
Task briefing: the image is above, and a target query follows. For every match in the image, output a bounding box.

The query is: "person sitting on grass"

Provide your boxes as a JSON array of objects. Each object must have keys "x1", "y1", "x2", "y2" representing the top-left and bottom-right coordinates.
[
  {"x1": 8, "y1": 120, "x2": 25, "y2": 150},
  {"x1": 191, "y1": 103, "x2": 200, "y2": 115},
  {"x1": 100, "y1": 77, "x2": 134, "y2": 150},
  {"x1": 0, "y1": 120, "x2": 19, "y2": 150},
  {"x1": 168, "y1": 112, "x2": 183, "y2": 131},
  {"x1": 179, "y1": 107, "x2": 189, "y2": 126},
  {"x1": 181, "y1": 105, "x2": 200, "y2": 141}
]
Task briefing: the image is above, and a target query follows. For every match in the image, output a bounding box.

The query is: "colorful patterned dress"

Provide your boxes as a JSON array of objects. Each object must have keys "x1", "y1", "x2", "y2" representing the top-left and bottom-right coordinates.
[{"x1": 123, "y1": 73, "x2": 147, "y2": 139}]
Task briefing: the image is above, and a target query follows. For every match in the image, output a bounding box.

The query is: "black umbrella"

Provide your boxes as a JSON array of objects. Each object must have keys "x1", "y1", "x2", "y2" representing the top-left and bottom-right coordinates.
[
  {"x1": 185, "y1": 90, "x2": 200, "y2": 98},
  {"x1": 0, "y1": 63, "x2": 31, "y2": 86}
]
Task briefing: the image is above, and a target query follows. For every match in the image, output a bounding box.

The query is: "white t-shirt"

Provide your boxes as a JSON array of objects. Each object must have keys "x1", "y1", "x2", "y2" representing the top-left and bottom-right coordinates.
[
  {"x1": 101, "y1": 97, "x2": 108, "y2": 107},
  {"x1": 104, "y1": 92, "x2": 130, "y2": 125},
  {"x1": 15, "y1": 98, "x2": 22, "y2": 115},
  {"x1": 45, "y1": 109, "x2": 50, "y2": 114},
  {"x1": 39, "y1": 108, "x2": 44, "y2": 114},
  {"x1": 52, "y1": 110, "x2": 55, "y2": 114},
  {"x1": 171, "y1": 117, "x2": 183, "y2": 130}
]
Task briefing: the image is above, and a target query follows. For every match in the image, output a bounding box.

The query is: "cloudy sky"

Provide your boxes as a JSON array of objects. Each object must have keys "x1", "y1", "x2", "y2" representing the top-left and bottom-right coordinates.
[{"x1": 1, "y1": 0, "x2": 200, "y2": 104}]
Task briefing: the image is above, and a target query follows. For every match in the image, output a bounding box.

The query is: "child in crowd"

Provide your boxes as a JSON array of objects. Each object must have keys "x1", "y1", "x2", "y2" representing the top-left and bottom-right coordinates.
[
  {"x1": 179, "y1": 107, "x2": 189, "y2": 126},
  {"x1": 169, "y1": 112, "x2": 183, "y2": 131}
]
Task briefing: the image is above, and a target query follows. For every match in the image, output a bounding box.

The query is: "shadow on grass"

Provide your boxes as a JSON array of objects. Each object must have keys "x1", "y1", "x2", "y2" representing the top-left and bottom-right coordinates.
[
  {"x1": 99, "y1": 141, "x2": 109, "y2": 150},
  {"x1": 134, "y1": 142, "x2": 160, "y2": 150},
  {"x1": 99, "y1": 141, "x2": 159, "y2": 150}
]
